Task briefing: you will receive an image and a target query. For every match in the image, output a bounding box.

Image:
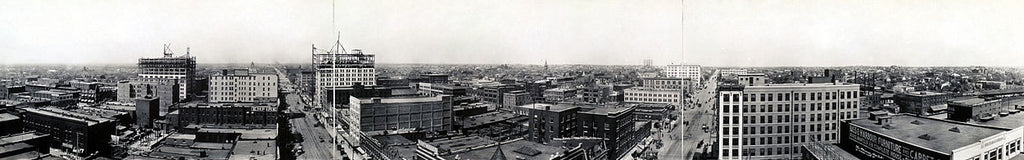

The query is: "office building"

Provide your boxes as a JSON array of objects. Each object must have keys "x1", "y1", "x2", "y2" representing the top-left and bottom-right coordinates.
[
  {"x1": 502, "y1": 90, "x2": 532, "y2": 108},
  {"x1": 843, "y1": 114, "x2": 1023, "y2": 160},
  {"x1": 577, "y1": 106, "x2": 638, "y2": 160},
  {"x1": 663, "y1": 65, "x2": 701, "y2": 82},
  {"x1": 717, "y1": 76, "x2": 860, "y2": 159},
  {"x1": 623, "y1": 87, "x2": 681, "y2": 105},
  {"x1": 31, "y1": 90, "x2": 77, "y2": 107},
  {"x1": 543, "y1": 88, "x2": 577, "y2": 102},
  {"x1": 347, "y1": 95, "x2": 453, "y2": 136},
  {"x1": 642, "y1": 77, "x2": 683, "y2": 89},
  {"x1": 138, "y1": 45, "x2": 196, "y2": 101},
  {"x1": 135, "y1": 97, "x2": 159, "y2": 128},
  {"x1": 22, "y1": 107, "x2": 115, "y2": 158},
  {"x1": 116, "y1": 79, "x2": 178, "y2": 114},
  {"x1": 580, "y1": 85, "x2": 611, "y2": 104},
  {"x1": 209, "y1": 68, "x2": 279, "y2": 103},
  {"x1": 473, "y1": 84, "x2": 518, "y2": 105},
  {"x1": 894, "y1": 91, "x2": 954, "y2": 116},
  {"x1": 417, "y1": 83, "x2": 468, "y2": 97},
  {"x1": 314, "y1": 45, "x2": 377, "y2": 106}
]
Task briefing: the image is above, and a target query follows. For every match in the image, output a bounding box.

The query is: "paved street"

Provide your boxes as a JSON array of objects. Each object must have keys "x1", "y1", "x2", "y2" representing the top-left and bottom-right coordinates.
[
  {"x1": 275, "y1": 67, "x2": 339, "y2": 160},
  {"x1": 659, "y1": 71, "x2": 719, "y2": 160}
]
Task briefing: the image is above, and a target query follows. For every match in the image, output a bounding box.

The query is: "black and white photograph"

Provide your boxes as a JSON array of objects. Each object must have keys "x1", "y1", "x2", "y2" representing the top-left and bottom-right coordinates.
[
  {"x1": 686, "y1": 1, "x2": 1024, "y2": 160},
  {"x1": 0, "y1": 0, "x2": 681, "y2": 160},
  {"x1": 10, "y1": 0, "x2": 1024, "y2": 160}
]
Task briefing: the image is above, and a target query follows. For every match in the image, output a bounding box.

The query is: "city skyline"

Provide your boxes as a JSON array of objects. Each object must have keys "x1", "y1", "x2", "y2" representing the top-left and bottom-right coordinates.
[
  {"x1": 684, "y1": 0, "x2": 1024, "y2": 67},
  {"x1": 0, "y1": 0, "x2": 681, "y2": 65}
]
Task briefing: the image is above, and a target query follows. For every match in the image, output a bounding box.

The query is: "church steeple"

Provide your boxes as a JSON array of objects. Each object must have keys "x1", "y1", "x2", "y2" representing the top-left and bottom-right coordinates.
[{"x1": 544, "y1": 60, "x2": 549, "y2": 73}]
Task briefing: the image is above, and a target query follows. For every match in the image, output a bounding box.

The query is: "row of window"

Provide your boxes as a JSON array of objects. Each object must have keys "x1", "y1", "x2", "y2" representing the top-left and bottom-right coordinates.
[
  {"x1": 212, "y1": 76, "x2": 275, "y2": 80},
  {"x1": 211, "y1": 81, "x2": 276, "y2": 86},
  {"x1": 722, "y1": 122, "x2": 838, "y2": 135},
  {"x1": 723, "y1": 102, "x2": 858, "y2": 113},
  {"x1": 318, "y1": 82, "x2": 376, "y2": 86},
  {"x1": 625, "y1": 97, "x2": 680, "y2": 103},
  {"x1": 722, "y1": 144, "x2": 809, "y2": 157},
  {"x1": 724, "y1": 112, "x2": 847, "y2": 125},
  {"x1": 624, "y1": 92, "x2": 680, "y2": 97},
  {"x1": 722, "y1": 90, "x2": 860, "y2": 102}
]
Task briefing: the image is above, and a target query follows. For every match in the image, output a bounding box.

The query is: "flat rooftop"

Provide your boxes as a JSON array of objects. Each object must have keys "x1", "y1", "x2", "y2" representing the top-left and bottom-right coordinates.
[
  {"x1": 355, "y1": 95, "x2": 444, "y2": 104},
  {"x1": 949, "y1": 97, "x2": 994, "y2": 106},
  {"x1": 24, "y1": 107, "x2": 113, "y2": 126},
  {"x1": 975, "y1": 106, "x2": 1024, "y2": 129},
  {"x1": 516, "y1": 103, "x2": 580, "y2": 112},
  {"x1": 848, "y1": 114, "x2": 1009, "y2": 153},
  {"x1": 580, "y1": 106, "x2": 633, "y2": 116},
  {"x1": 426, "y1": 136, "x2": 497, "y2": 153},
  {"x1": 198, "y1": 127, "x2": 278, "y2": 140},
  {"x1": 0, "y1": 113, "x2": 19, "y2": 122},
  {"x1": 545, "y1": 88, "x2": 577, "y2": 92},
  {"x1": 229, "y1": 140, "x2": 277, "y2": 160},
  {"x1": 900, "y1": 91, "x2": 947, "y2": 97},
  {"x1": 0, "y1": 132, "x2": 47, "y2": 145},
  {"x1": 802, "y1": 143, "x2": 860, "y2": 160},
  {"x1": 463, "y1": 111, "x2": 520, "y2": 128}
]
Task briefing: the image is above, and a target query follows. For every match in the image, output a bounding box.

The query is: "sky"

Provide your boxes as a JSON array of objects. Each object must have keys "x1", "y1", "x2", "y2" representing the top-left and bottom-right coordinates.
[
  {"x1": 0, "y1": 0, "x2": 682, "y2": 65},
  {"x1": 684, "y1": 0, "x2": 1024, "y2": 67}
]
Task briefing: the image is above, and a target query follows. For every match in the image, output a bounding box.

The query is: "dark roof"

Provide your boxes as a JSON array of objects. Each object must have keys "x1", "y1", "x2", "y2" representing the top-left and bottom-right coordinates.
[{"x1": 848, "y1": 114, "x2": 1010, "y2": 153}]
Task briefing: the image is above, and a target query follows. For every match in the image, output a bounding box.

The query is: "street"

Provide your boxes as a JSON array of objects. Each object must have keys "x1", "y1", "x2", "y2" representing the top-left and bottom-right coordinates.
[
  {"x1": 658, "y1": 70, "x2": 719, "y2": 160},
  {"x1": 275, "y1": 67, "x2": 339, "y2": 160}
]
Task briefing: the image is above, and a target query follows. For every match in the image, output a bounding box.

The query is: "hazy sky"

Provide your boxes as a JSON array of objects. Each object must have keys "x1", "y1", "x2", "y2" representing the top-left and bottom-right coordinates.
[
  {"x1": 0, "y1": 0, "x2": 682, "y2": 65},
  {"x1": 684, "y1": 0, "x2": 1024, "y2": 67}
]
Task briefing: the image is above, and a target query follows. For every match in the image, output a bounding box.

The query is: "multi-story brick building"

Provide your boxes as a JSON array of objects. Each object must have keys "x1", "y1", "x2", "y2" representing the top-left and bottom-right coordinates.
[
  {"x1": 502, "y1": 90, "x2": 532, "y2": 108},
  {"x1": 543, "y1": 88, "x2": 577, "y2": 102},
  {"x1": 518, "y1": 103, "x2": 581, "y2": 144},
  {"x1": 577, "y1": 106, "x2": 638, "y2": 160},
  {"x1": 172, "y1": 103, "x2": 278, "y2": 128},
  {"x1": 22, "y1": 107, "x2": 115, "y2": 158},
  {"x1": 894, "y1": 91, "x2": 954, "y2": 116}
]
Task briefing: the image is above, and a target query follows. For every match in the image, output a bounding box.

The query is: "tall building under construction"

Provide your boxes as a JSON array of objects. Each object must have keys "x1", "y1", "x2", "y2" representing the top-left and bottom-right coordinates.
[
  {"x1": 312, "y1": 41, "x2": 377, "y2": 107},
  {"x1": 138, "y1": 45, "x2": 197, "y2": 102}
]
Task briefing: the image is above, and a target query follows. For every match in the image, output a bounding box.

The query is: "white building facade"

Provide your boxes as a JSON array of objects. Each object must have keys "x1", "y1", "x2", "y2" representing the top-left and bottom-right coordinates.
[{"x1": 209, "y1": 69, "x2": 279, "y2": 103}]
